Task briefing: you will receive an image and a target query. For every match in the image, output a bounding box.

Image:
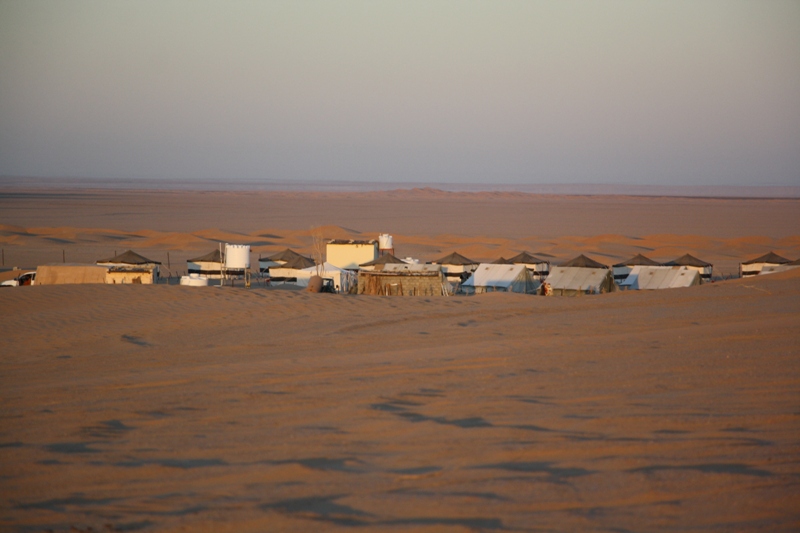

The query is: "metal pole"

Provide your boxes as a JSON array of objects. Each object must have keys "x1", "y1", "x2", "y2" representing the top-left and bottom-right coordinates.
[{"x1": 63, "y1": 249, "x2": 66, "y2": 263}]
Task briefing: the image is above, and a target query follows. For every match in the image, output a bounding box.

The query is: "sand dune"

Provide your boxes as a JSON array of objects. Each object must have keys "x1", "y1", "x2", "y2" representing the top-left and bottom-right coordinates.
[
  {"x1": 1, "y1": 270, "x2": 798, "y2": 531},
  {"x1": 1, "y1": 188, "x2": 799, "y2": 531}
]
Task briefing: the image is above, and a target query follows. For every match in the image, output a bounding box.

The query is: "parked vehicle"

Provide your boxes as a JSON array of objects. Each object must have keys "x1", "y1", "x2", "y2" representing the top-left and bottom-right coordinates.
[{"x1": 1, "y1": 271, "x2": 36, "y2": 287}]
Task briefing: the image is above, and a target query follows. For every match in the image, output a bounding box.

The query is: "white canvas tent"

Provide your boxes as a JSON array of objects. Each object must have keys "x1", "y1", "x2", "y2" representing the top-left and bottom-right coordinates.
[
  {"x1": 543, "y1": 260, "x2": 616, "y2": 296},
  {"x1": 664, "y1": 254, "x2": 713, "y2": 281},
  {"x1": 739, "y1": 252, "x2": 792, "y2": 277},
  {"x1": 270, "y1": 261, "x2": 356, "y2": 293},
  {"x1": 619, "y1": 265, "x2": 700, "y2": 290},
  {"x1": 461, "y1": 264, "x2": 537, "y2": 294},
  {"x1": 612, "y1": 254, "x2": 662, "y2": 282},
  {"x1": 187, "y1": 249, "x2": 223, "y2": 279}
]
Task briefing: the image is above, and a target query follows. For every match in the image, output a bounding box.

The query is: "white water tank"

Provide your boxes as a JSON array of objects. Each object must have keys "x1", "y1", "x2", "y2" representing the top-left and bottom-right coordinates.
[
  {"x1": 379, "y1": 233, "x2": 393, "y2": 250},
  {"x1": 224, "y1": 244, "x2": 251, "y2": 269},
  {"x1": 180, "y1": 274, "x2": 209, "y2": 286}
]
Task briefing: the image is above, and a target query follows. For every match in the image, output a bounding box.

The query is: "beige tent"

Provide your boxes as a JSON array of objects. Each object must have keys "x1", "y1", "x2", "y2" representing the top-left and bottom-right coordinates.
[
  {"x1": 543, "y1": 255, "x2": 615, "y2": 296},
  {"x1": 35, "y1": 264, "x2": 109, "y2": 285},
  {"x1": 461, "y1": 264, "x2": 537, "y2": 294}
]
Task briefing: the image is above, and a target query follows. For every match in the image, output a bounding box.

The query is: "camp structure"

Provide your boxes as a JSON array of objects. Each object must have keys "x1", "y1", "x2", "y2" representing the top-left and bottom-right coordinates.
[
  {"x1": 461, "y1": 264, "x2": 537, "y2": 294},
  {"x1": 358, "y1": 263, "x2": 449, "y2": 296},
  {"x1": 326, "y1": 240, "x2": 378, "y2": 270},
  {"x1": 759, "y1": 258, "x2": 800, "y2": 276},
  {"x1": 618, "y1": 265, "x2": 700, "y2": 290},
  {"x1": 739, "y1": 252, "x2": 792, "y2": 277},
  {"x1": 258, "y1": 249, "x2": 309, "y2": 273},
  {"x1": 186, "y1": 249, "x2": 223, "y2": 279},
  {"x1": 430, "y1": 252, "x2": 479, "y2": 283},
  {"x1": 508, "y1": 251, "x2": 551, "y2": 281},
  {"x1": 97, "y1": 250, "x2": 161, "y2": 284},
  {"x1": 358, "y1": 253, "x2": 407, "y2": 271},
  {"x1": 267, "y1": 254, "x2": 316, "y2": 283},
  {"x1": 35, "y1": 264, "x2": 109, "y2": 285},
  {"x1": 612, "y1": 254, "x2": 662, "y2": 282},
  {"x1": 664, "y1": 254, "x2": 713, "y2": 281},
  {"x1": 275, "y1": 262, "x2": 357, "y2": 293},
  {"x1": 543, "y1": 255, "x2": 615, "y2": 296}
]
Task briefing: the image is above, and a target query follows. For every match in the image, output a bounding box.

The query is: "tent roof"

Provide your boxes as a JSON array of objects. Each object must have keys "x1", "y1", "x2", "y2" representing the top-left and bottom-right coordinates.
[
  {"x1": 491, "y1": 257, "x2": 512, "y2": 264},
  {"x1": 265, "y1": 248, "x2": 306, "y2": 262},
  {"x1": 613, "y1": 253, "x2": 661, "y2": 268},
  {"x1": 741, "y1": 251, "x2": 791, "y2": 265},
  {"x1": 97, "y1": 250, "x2": 160, "y2": 265},
  {"x1": 462, "y1": 264, "x2": 531, "y2": 288},
  {"x1": 360, "y1": 253, "x2": 405, "y2": 267},
  {"x1": 187, "y1": 249, "x2": 222, "y2": 263},
  {"x1": 431, "y1": 251, "x2": 477, "y2": 266},
  {"x1": 664, "y1": 253, "x2": 712, "y2": 267},
  {"x1": 559, "y1": 254, "x2": 608, "y2": 269},
  {"x1": 508, "y1": 251, "x2": 549, "y2": 265},
  {"x1": 280, "y1": 255, "x2": 316, "y2": 269}
]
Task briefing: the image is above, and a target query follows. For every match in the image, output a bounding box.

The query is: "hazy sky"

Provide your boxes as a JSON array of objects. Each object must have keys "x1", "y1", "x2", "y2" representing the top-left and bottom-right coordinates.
[{"x1": 1, "y1": 1, "x2": 799, "y2": 186}]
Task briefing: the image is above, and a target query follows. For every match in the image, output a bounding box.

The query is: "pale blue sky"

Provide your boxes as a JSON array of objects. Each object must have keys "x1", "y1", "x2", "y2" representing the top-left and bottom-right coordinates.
[{"x1": 1, "y1": 1, "x2": 798, "y2": 186}]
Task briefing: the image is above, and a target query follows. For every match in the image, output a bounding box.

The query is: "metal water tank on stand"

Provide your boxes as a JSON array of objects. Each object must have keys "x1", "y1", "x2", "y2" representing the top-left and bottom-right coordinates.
[
  {"x1": 223, "y1": 244, "x2": 251, "y2": 287},
  {"x1": 378, "y1": 234, "x2": 394, "y2": 257}
]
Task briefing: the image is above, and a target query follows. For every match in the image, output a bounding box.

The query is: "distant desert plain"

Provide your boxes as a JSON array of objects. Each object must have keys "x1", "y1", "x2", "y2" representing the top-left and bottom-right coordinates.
[{"x1": 1, "y1": 187, "x2": 799, "y2": 532}]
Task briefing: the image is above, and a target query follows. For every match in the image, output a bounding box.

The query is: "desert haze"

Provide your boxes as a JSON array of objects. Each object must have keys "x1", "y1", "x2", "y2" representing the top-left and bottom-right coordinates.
[{"x1": 1, "y1": 188, "x2": 799, "y2": 532}]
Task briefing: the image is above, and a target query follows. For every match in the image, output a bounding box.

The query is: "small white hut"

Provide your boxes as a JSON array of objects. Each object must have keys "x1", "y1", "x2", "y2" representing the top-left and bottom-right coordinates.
[
  {"x1": 259, "y1": 249, "x2": 308, "y2": 273},
  {"x1": 739, "y1": 252, "x2": 792, "y2": 277},
  {"x1": 267, "y1": 255, "x2": 316, "y2": 283}
]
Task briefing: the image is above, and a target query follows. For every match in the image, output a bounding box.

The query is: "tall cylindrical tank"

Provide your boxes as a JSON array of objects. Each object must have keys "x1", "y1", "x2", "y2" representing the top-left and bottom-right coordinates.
[
  {"x1": 379, "y1": 234, "x2": 393, "y2": 251},
  {"x1": 224, "y1": 244, "x2": 250, "y2": 269}
]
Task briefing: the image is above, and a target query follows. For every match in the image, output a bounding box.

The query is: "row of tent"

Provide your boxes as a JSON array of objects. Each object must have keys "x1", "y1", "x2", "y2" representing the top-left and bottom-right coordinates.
[{"x1": 45, "y1": 248, "x2": 794, "y2": 293}]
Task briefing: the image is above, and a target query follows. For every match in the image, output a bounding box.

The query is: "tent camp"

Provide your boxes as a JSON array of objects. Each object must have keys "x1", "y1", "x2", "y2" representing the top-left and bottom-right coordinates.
[
  {"x1": 358, "y1": 253, "x2": 407, "y2": 271},
  {"x1": 35, "y1": 264, "x2": 109, "y2": 285},
  {"x1": 187, "y1": 249, "x2": 223, "y2": 279},
  {"x1": 97, "y1": 250, "x2": 161, "y2": 284},
  {"x1": 664, "y1": 254, "x2": 713, "y2": 281},
  {"x1": 358, "y1": 263, "x2": 448, "y2": 296},
  {"x1": 258, "y1": 249, "x2": 309, "y2": 273},
  {"x1": 618, "y1": 265, "x2": 700, "y2": 290},
  {"x1": 739, "y1": 252, "x2": 792, "y2": 277},
  {"x1": 508, "y1": 251, "x2": 551, "y2": 280},
  {"x1": 430, "y1": 252, "x2": 479, "y2": 283},
  {"x1": 612, "y1": 254, "x2": 662, "y2": 282},
  {"x1": 461, "y1": 264, "x2": 536, "y2": 294},
  {"x1": 543, "y1": 255, "x2": 614, "y2": 296}
]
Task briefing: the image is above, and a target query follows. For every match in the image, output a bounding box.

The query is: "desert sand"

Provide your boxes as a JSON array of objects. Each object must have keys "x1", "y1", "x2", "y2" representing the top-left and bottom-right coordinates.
[{"x1": 1, "y1": 188, "x2": 799, "y2": 532}]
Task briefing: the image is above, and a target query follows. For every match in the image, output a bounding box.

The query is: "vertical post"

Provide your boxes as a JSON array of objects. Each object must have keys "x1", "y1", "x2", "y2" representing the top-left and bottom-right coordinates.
[
  {"x1": 167, "y1": 252, "x2": 171, "y2": 269},
  {"x1": 1, "y1": 248, "x2": 4, "y2": 266},
  {"x1": 63, "y1": 249, "x2": 66, "y2": 263}
]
